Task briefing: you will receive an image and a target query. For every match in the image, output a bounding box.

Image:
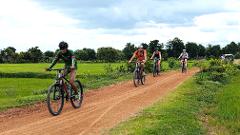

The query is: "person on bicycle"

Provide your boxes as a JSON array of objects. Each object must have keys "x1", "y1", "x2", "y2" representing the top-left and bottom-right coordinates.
[
  {"x1": 150, "y1": 48, "x2": 162, "y2": 71},
  {"x1": 178, "y1": 49, "x2": 189, "y2": 67},
  {"x1": 46, "y1": 41, "x2": 78, "y2": 95},
  {"x1": 128, "y1": 44, "x2": 147, "y2": 75}
]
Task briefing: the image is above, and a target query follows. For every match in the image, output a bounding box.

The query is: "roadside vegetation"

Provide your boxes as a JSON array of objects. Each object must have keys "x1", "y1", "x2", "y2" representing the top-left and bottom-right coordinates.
[{"x1": 109, "y1": 59, "x2": 240, "y2": 135}]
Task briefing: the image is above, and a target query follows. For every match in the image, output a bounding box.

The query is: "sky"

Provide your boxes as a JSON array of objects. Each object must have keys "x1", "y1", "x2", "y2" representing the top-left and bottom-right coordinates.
[{"x1": 0, "y1": 0, "x2": 240, "y2": 52}]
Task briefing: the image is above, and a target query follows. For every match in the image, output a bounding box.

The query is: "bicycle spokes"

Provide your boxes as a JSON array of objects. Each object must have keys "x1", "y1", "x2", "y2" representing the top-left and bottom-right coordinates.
[{"x1": 47, "y1": 85, "x2": 64, "y2": 116}]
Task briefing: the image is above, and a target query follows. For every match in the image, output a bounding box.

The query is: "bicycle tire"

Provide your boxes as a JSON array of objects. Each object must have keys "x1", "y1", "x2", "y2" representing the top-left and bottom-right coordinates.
[
  {"x1": 133, "y1": 70, "x2": 140, "y2": 87},
  {"x1": 70, "y1": 80, "x2": 84, "y2": 108},
  {"x1": 47, "y1": 84, "x2": 64, "y2": 116}
]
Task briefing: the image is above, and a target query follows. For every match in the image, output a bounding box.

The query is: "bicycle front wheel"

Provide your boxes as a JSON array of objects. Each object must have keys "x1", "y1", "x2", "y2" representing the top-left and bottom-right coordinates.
[
  {"x1": 70, "y1": 80, "x2": 84, "y2": 108},
  {"x1": 47, "y1": 84, "x2": 64, "y2": 116},
  {"x1": 153, "y1": 64, "x2": 157, "y2": 77},
  {"x1": 133, "y1": 70, "x2": 140, "y2": 87}
]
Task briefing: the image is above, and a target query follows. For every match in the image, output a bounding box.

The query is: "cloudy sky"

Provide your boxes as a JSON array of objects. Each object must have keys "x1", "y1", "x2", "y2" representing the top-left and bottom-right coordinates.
[{"x1": 0, "y1": 0, "x2": 240, "y2": 52}]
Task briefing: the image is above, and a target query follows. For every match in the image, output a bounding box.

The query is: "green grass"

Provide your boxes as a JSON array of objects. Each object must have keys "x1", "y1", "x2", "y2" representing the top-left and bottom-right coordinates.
[
  {"x1": 0, "y1": 63, "x2": 124, "y2": 75},
  {"x1": 0, "y1": 78, "x2": 52, "y2": 110},
  {"x1": 208, "y1": 75, "x2": 240, "y2": 134},
  {"x1": 109, "y1": 78, "x2": 209, "y2": 135}
]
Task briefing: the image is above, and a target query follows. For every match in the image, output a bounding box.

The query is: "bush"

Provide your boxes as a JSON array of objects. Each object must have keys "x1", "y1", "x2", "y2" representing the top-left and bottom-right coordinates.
[
  {"x1": 104, "y1": 64, "x2": 114, "y2": 73},
  {"x1": 209, "y1": 71, "x2": 229, "y2": 83},
  {"x1": 167, "y1": 57, "x2": 179, "y2": 69}
]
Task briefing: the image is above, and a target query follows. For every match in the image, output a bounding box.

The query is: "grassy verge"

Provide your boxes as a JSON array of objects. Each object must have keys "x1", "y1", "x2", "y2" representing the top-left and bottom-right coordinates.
[
  {"x1": 205, "y1": 75, "x2": 240, "y2": 135},
  {"x1": 109, "y1": 59, "x2": 239, "y2": 135},
  {"x1": 109, "y1": 78, "x2": 210, "y2": 135}
]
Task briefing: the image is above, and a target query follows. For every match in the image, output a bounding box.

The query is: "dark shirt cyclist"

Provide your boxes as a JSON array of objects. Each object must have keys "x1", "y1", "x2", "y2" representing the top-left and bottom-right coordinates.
[{"x1": 46, "y1": 41, "x2": 78, "y2": 95}]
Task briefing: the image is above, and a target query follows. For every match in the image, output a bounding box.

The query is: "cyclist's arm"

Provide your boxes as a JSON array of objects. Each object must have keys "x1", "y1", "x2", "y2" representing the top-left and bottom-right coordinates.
[
  {"x1": 129, "y1": 51, "x2": 136, "y2": 63},
  {"x1": 150, "y1": 52, "x2": 155, "y2": 59},
  {"x1": 71, "y1": 56, "x2": 76, "y2": 68},
  {"x1": 144, "y1": 50, "x2": 147, "y2": 61},
  {"x1": 159, "y1": 52, "x2": 162, "y2": 61},
  {"x1": 178, "y1": 53, "x2": 183, "y2": 59},
  {"x1": 70, "y1": 50, "x2": 76, "y2": 68},
  {"x1": 49, "y1": 52, "x2": 60, "y2": 69},
  {"x1": 186, "y1": 53, "x2": 189, "y2": 59}
]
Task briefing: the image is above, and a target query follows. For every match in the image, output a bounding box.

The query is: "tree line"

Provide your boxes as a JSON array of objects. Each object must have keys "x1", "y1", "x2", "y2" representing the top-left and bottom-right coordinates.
[{"x1": 1, "y1": 37, "x2": 240, "y2": 63}]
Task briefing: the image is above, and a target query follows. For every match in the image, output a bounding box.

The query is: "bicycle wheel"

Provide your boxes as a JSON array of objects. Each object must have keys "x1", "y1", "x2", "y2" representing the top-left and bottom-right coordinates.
[
  {"x1": 70, "y1": 80, "x2": 84, "y2": 108},
  {"x1": 141, "y1": 72, "x2": 145, "y2": 85},
  {"x1": 47, "y1": 84, "x2": 64, "y2": 116},
  {"x1": 133, "y1": 70, "x2": 140, "y2": 87},
  {"x1": 153, "y1": 63, "x2": 156, "y2": 77},
  {"x1": 182, "y1": 62, "x2": 186, "y2": 73},
  {"x1": 157, "y1": 63, "x2": 161, "y2": 75}
]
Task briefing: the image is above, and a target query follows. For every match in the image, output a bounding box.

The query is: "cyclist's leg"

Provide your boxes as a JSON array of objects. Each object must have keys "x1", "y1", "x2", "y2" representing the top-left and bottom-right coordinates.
[
  {"x1": 63, "y1": 69, "x2": 70, "y2": 97},
  {"x1": 141, "y1": 62, "x2": 146, "y2": 76},
  {"x1": 69, "y1": 69, "x2": 78, "y2": 94},
  {"x1": 185, "y1": 59, "x2": 188, "y2": 67},
  {"x1": 157, "y1": 59, "x2": 160, "y2": 72}
]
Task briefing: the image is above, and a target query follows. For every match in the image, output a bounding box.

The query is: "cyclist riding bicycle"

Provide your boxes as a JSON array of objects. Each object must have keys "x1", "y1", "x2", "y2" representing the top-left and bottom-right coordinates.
[
  {"x1": 178, "y1": 49, "x2": 189, "y2": 67},
  {"x1": 46, "y1": 41, "x2": 78, "y2": 97},
  {"x1": 150, "y1": 48, "x2": 162, "y2": 69},
  {"x1": 128, "y1": 44, "x2": 147, "y2": 76}
]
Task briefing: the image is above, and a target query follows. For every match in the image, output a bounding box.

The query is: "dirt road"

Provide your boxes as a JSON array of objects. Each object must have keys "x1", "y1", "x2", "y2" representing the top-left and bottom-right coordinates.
[{"x1": 0, "y1": 69, "x2": 198, "y2": 135}]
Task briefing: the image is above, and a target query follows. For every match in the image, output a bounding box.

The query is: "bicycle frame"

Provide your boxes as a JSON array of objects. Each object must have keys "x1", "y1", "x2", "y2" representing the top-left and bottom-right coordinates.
[{"x1": 52, "y1": 69, "x2": 73, "y2": 97}]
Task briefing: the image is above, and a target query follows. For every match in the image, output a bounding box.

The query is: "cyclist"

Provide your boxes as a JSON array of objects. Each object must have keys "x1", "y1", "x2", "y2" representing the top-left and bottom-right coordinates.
[
  {"x1": 46, "y1": 41, "x2": 78, "y2": 97},
  {"x1": 128, "y1": 44, "x2": 147, "y2": 75},
  {"x1": 178, "y1": 49, "x2": 189, "y2": 67},
  {"x1": 150, "y1": 48, "x2": 162, "y2": 72}
]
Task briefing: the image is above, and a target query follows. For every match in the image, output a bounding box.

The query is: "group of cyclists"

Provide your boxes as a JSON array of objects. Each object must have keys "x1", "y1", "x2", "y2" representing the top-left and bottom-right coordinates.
[{"x1": 46, "y1": 41, "x2": 189, "y2": 97}]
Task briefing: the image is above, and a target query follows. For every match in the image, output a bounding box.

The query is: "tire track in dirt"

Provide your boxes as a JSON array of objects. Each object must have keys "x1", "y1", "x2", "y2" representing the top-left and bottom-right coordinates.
[{"x1": 0, "y1": 69, "x2": 198, "y2": 135}]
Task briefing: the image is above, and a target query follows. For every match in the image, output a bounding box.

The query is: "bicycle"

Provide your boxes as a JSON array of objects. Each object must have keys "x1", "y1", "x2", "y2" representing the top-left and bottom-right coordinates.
[
  {"x1": 132, "y1": 62, "x2": 145, "y2": 87},
  {"x1": 181, "y1": 58, "x2": 187, "y2": 73},
  {"x1": 46, "y1": 68, "x2": 83, "y2": 116},
  {"x1": 152, "y1": 58, "x2": 161, "y2": 77}
]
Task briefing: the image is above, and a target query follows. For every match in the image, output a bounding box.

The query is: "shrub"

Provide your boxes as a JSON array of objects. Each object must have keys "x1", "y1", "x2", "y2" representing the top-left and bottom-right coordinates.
[{"x1": 167, "y1": 57, "x2": 179, "y2": 69}]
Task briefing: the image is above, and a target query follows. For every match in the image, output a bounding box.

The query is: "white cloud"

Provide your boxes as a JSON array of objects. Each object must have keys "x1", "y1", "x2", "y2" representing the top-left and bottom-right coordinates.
[{"x1": 0, "y1": 0, "x2": 240, "y2": 53}]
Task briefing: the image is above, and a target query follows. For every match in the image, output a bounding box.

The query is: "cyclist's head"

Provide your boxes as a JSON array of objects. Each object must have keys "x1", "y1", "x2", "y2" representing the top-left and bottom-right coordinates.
[
  {"x1": 59, "y1": 41, "x2": 68, "y2": 53},
  {"x1": 183, "y1": 49, "x2": 186, "y2": 53},
  {"x1": 154, "y1": 47, "x2": 159, "y2": 52}
]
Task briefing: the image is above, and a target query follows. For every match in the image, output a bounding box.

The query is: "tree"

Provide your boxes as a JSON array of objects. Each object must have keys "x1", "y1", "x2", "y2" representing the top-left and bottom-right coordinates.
[
  {"x1": 198, "y1": 44, "x2": 206, "y2": 58},
  {"x1": 222, "y1": 41, "x2": 239, "y2": 55},
  {"x1": 1, "y1": 46, "x2": 17, "y2": 63},
  {"x1": 75, "y1": 49, "x2": 88, "y2": 61},
  {"x1": 166, "y1": 37, "x2": 185, "y2": 58},
  {"x1": 148, "y1": 40, "x2": 163, "y2": 53},
  {"x1": 97, "y1": 47, "x2": 121, "y2": 62},
  {"x1": 44, "y1": 51, "x2": 55, "y2": 62},
  {"x1": 17, "y1": 51, "x2": 31, "y2": 63},
  {"x1": 27, "y1": 46, "x2": 43, "y2": 63},
  {"x1": 83, "y1": 48, "x2": 96, "y2": 60},
  {"x1": 122, "y1": 43, "x2": 137, "y2": 60},
  {"x1": 186, "y1": 42, "x2": 199, "y2": 58},
  {"x1": 0, "y1": 49, "x2": 3, "y2": 63},
  {"x1": 74, "y1": 48, "x2": 96, "y2": 61},
  {"x1": 206, "y1": 45, "x2": 221, "y2": 58},
  {"x1": 141, "y1": 43, "x2": 149, "y2": 49}
]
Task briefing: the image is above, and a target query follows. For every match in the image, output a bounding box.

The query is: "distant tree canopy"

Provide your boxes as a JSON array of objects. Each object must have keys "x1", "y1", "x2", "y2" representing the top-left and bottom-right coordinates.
[
  {"x1": 97, "y1": 47, "x2": 122, "y2": 62},
  {"x1": 166, "y1": 37, "x2": 185, "y2": 58},
  {"x1": 1, "y1": 38, "x2": 240, "y2": 63},
  {"x1": 74, "y1": 48, "x2": 96, "y2": 61},
  {"x1": 122, "y1": 43, "x2": 137, "y2": 60}
]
